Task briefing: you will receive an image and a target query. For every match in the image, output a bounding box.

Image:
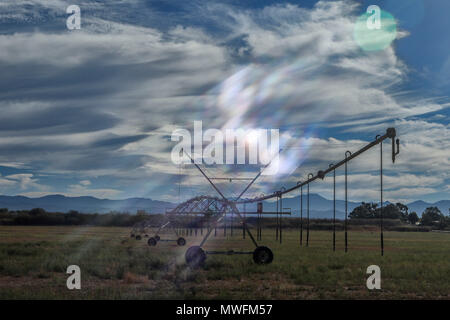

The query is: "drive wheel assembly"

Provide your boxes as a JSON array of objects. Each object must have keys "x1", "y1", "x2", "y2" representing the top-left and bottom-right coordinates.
[
  {"x1": 147, "y1": 237, "x2": 157, "y2": 246},
  {"x1": 253, "y1": 246, "x2": 273, "y2": 264},
  {"x1": 185, "y1": 246, "x2": 206, "y2": 268},
  {"x1": 177, "y1": 237, "x2": 186, "y2": 246}
]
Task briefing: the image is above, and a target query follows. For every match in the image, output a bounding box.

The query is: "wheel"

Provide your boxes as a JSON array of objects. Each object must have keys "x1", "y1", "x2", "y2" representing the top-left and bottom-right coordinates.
[
  {"x1": 253, "y1": 246, "x2": 273, "y2": 264},
  {"x1": 135, "y1": 235, "x2": 142, "y2": 240},
  {"x1": 147, "y1": 237, "x2": 157, "y2": 246},
  {"x1": 155, "y1": 235, "x2": 160, "y2": 241},
  {"x1": 185, "y1": 246, "x2": 206, "y2": 268},
  {"x1": 177, "y1": 237, "x2": 186, "y2": 246},
  {"x1": 130, "y1": 234, "x2": 135, "y2": 238}
]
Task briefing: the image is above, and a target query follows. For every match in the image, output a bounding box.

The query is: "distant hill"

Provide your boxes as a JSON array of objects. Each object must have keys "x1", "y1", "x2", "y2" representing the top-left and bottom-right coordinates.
[
  {"x1": 407, "y1": 200, "x2": 450, "y2": 215},
  {"x1": 256, "y1": 195, "x2": 449, "y2": 219},
  {"x1": 0, "y1": 194, "x2": 447, "y2": 217},
  {"x1": 0, "y1": 195, "x2": 175, "y2": 214},
  {"x1": 247, "y1": 193, "x2": 386, "y2": 219}
]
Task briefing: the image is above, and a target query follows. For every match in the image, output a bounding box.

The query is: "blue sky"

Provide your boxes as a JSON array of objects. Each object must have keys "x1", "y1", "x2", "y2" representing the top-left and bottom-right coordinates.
[{"x1": 0, "y1": 0, "x2": 448, "y2": 204}]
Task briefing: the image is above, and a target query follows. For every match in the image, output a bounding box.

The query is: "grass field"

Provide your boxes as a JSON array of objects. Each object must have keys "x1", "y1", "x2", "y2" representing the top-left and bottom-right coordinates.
[{"x1": 0, "y1": 225, "x2": 449, "y2": 299}]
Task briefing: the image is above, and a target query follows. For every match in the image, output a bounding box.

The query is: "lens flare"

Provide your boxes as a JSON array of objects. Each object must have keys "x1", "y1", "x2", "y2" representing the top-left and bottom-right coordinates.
[
  {"x1": 354, "y1": 9, "x2": 397, "y2": 51},
  {"x1": 182, "y1": 54, "x2": 338, "y2": 188}
]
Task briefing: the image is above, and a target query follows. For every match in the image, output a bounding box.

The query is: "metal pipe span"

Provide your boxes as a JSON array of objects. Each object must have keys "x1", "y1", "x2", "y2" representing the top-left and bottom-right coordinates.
[{"x1": 235, "y1": 127, "x2": 399, "y2": 204}]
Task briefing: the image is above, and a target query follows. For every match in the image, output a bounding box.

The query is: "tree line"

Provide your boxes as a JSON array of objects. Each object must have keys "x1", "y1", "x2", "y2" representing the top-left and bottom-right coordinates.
[
  {"x1": 349, "y1": 202, "x2": 449, "y2": 229},
  {"x1": 0, "y1": 208, "x2": 159, "y2": 227},
  {"x1": 0, "y1": 203, "x2": 448, "y2": 230}
]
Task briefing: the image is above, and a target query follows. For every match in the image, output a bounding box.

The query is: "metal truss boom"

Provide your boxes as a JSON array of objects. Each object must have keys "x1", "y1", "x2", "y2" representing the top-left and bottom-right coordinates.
[{"x1": 236, "y1": 127, "x2": 400, "y2": 204}]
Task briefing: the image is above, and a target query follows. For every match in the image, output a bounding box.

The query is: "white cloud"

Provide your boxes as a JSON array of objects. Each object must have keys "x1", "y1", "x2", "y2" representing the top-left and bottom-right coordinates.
[
  {"x1": 0, "y1": 162, "x2": 29, "y2": 169},
  {"x1": 4, "y1": 174, "x2": 38, "y2": 190},
  {"x1": 79, "y1": 180, "x2": 91, "y2": 186},
  {"x1": 0, "y1": 0, "x2": 448, "y2": 202},
  {"x1": 66, "y1": 183, "x2": 121, "y2": 199}
]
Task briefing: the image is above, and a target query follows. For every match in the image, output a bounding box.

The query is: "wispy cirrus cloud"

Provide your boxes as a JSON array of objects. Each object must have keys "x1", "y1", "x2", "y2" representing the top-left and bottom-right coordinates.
[{"x1": 0, "y1": 0, "x2": 448, "y2": 203}]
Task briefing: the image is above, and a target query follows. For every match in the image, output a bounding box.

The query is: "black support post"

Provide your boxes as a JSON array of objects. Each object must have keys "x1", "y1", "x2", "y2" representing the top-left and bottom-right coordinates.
[
  {"x1": 279, "y1": 194, "x2": 283, "y2": 244},
  {"x1": 345, "y1": 151, "x2": 351, "y2": 253},
  {"x1": 333, "y1": 167, "x2": 336, "y2": 252},
  {"x1": 276, "y1": 195, "x2": 279, "y2": 241},
  {"x1": 300, "y1": 184, "x2": 303, "y2": 246},
  {"x1": 243, "y1": 203, "x2": 246, "y2": 239},
  {"x1": 380, "y1": 138, "x2": 384, "y2": 256}
]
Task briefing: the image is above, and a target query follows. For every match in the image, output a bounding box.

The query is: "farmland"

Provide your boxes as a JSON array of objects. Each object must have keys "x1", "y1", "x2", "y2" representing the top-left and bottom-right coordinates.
[{"x1": 0, "y1": 225, "x2": 449, "y2": 299}]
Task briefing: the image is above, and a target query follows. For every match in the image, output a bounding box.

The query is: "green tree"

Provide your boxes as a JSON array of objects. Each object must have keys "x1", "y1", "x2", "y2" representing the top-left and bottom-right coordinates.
[
  {"x1": 421, "y1": 207, "x2": 443, "y2": 226},
  {"x1": 407, "y1": 211, "x2": 419, "y2": 224},
  {"x1": 349, "y1": 202, "x2": 377, "y2": 219},
  {"x1": 29, "y1": 208, "x2": 46, "y2": 216},
  {"x1": 395, "y1": 203, "x2": 409, "y2": 221},
  {"x1": 375, "y1": 203, "x2": 402, "y2": 219},
  {"x1": 350, "y1": 202, "x2": 409, "y2": 220}
]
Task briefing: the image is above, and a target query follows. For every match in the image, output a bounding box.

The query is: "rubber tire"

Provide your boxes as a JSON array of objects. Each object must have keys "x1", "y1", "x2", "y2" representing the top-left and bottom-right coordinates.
[
  {"x1": 155, "y1": 235, "x2": 161, "y2": 242},
  {"x1": 177, "y1": 237, "x2": 186, "y2": 246},
  {"x1": 147, "y1": 237, "x2": 157, "y2": 246},
  {"x1": 135, "y1": 235, "x2": 142, "y2": 240},
  {"x1": 185, "y1": 246, "x2": 206, "y2": 268},
  {"x1": 253, "y1": 246, "x2": 273, "y2": 264}
]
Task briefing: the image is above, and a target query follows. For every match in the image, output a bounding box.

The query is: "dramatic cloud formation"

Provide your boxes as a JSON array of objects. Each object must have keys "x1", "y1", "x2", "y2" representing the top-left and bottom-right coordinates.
[{"x1": 0, "y1": 0, "x2": 448, "y2": 204}]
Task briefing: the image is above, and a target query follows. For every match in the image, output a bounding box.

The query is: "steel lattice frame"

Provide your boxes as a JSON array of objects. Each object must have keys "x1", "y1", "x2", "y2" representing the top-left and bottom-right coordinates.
[{"x1": 132, "y1": 128, "x2": 400, "y2": 266}]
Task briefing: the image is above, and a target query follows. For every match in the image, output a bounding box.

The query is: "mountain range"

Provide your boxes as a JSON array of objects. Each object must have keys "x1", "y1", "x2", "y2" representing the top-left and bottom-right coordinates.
[
  {"x1": 0, "y1": 194, "x2": 448, "y2": 218},
  {"x1": 0, "y1": 195, "x2": 175, "y2": 214},
  {"x1": 249, "y1": 194, "x2": 449, "y2": 218}
]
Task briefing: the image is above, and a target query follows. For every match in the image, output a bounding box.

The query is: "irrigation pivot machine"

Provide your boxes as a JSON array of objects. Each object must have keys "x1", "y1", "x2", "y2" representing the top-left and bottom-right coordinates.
[
  {"x1": 138, "y1": 128, "x2": 400, "y2": 268},
  {"x1": 130, "y1": 216, "x2": 187, "y2": 246}
]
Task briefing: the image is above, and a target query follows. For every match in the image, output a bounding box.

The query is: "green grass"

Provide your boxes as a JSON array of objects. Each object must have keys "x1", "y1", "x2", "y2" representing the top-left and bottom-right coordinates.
[{"x1": 0, "y1": 226, "x2": 449, "y2": 299}]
